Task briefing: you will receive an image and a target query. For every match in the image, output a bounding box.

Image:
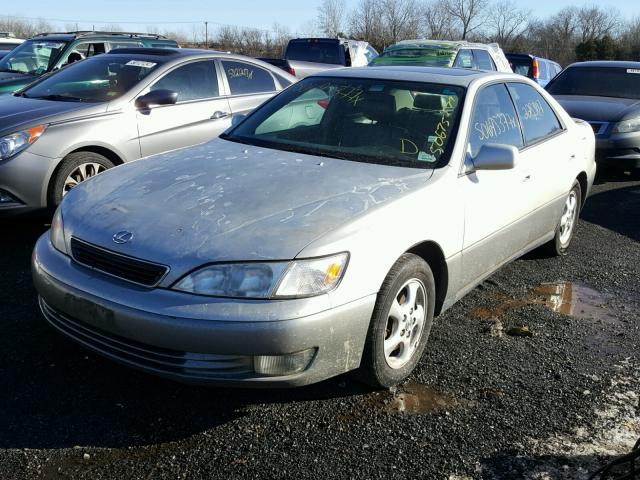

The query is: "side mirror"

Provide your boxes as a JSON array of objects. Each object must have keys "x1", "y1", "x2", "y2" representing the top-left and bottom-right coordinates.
[
  {"x1": 135, "y1": 89, "x2": 178, "y2": 109},
  {"x1": 231, "y1": 114, "x2": 247, "y2": 127},
  {"x1": 469, "y1": 144, "x2": 518, "y2": 172}
]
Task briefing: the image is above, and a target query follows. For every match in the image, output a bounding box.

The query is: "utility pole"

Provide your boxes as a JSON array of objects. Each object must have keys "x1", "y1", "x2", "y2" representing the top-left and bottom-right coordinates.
[{"x1": 204, "y1": 21, "x2": 208, "y2": 49}]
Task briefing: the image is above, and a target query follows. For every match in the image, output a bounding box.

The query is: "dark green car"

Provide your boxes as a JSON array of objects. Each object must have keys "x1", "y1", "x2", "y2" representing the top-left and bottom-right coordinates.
[{"x1": 0, "y1": 31, "x2": 178, "y2": 94}]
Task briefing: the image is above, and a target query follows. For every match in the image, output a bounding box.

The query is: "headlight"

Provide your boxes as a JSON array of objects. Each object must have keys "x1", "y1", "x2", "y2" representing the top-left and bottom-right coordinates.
[
  {"x1": 613, "y1": 116, "x2": 640, "y2": 134},
  {"x1": 0, "y1": 124, "x2": 46, "y2": 160},
  {"x1": 50, "y1": 206, "x2": 68, "y2": 254},
  {"x1": 173, "y1": 252, "x2": 349, "y2": 299}
]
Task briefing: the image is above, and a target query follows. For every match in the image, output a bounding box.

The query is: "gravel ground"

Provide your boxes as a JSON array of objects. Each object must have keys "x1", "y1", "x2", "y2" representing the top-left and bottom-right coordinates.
[{"x1": 1, "y1": 171, "x2": 638, "y2": 480}]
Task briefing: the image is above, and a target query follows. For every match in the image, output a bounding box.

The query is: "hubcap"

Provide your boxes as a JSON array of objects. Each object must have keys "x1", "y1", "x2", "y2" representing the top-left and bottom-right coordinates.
[
  {"x1": 63, "y1": 163, "x2": 106, "y2": 196},
  {"x1": 559, "y1": 190, "x2": 578, "y2": 245},
  {"x1": 384, "y1": 279, "x2": 427, "y2": 369}
]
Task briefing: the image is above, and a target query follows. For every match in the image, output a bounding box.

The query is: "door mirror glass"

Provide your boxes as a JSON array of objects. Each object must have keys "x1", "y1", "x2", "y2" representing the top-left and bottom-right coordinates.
[
  {"x1": 135, "y1": 89, "x2": 178, "y2": 109},
  {"x1": 470, "y1": 144, "x2": 518, "y2": 171}
]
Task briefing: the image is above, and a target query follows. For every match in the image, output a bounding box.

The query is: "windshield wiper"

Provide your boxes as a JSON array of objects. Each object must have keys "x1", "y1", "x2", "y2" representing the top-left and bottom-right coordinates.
[{"x1": 30, "y1": 94, "x2": 85, "y2": 102}]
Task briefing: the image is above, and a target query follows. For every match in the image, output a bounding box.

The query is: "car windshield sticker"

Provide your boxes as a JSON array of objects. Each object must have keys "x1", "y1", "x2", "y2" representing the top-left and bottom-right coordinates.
[
  {"x1": 417, "y1": 151, "x2": 436, "y2": 162},
  {"x1": 126, "y1": 60, "x2": 157, "y2": 68},
  {"x1": 227, "y1": 67, "x2": 254, "y2": 80},
  {"x1": 627, "y1": 69, "x2": 640, "y2": 74},
  {"x1": 368, "y1": 84, "x2": 385, "y2": 92}
]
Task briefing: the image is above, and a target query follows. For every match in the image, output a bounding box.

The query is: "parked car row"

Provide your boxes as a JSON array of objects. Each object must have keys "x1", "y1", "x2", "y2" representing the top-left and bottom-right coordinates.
[{"x1": 1, "y1": 29, "x2": 636, "y2": 389}]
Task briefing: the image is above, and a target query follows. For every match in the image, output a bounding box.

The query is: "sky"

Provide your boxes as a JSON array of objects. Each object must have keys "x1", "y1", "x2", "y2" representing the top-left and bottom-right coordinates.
[{"x1": 7, "y1": 0, "x2": 640, "y2": 37}]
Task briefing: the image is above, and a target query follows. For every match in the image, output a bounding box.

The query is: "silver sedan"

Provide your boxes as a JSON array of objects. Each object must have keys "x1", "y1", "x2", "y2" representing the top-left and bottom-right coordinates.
[
  {"x1": 32, "y1": 66, "x2": 596, "y2": 387},
  {"x1": 0, "y1": 48, "x2": 295, "y2": 216}
]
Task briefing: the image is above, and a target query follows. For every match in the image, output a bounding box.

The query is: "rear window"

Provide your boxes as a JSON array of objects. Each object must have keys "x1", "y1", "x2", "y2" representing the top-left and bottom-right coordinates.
[
  {"x1": 370, "y1": 45, "x2": 457, "y2": 68},
  {"x1": 285, "y1": 40, "x2": 342, "y2": 65},
  {"x1": 547, "y1": 66, "x2": 640, "y2": 100},
  {"x1": 508, "y1": 57, "x2": 532, "y2": 77}
]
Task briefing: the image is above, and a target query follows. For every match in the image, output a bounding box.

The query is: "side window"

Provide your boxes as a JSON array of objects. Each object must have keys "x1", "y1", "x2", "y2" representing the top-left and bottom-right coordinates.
[
  {"x1": 469, "y1": 84, "x2": 524, "y2": 157},
  {"x1": 506, "y1": 83, "x2": 562, "y2": 145},
  {"x1": 538, "y1": 60, "x2": 549, "y2": 80},
  {"x1": 63, "y1": 42, "x2": 106, "y2": 65},
  {"x1": 273, "y1": 71, "x2": 293, "y2": 88},
  {"x1": 222, "y1": 60, "x2": 276, "y2": 95},
  {"x1": 109, "y1": 41, "x2": 144, "y2": 50},
  {"x1": 473, "y1": 49, "x2": 496, "y2": 71},
  {"x1": 151, "y1": 60, "x2": 219, "y2": 102},
  {"x1": 364, "y1": 46, "x2": 378, "y2": 63},
  {"x1": 453, "y1": 49, "x2": 474, "y2": 69}
]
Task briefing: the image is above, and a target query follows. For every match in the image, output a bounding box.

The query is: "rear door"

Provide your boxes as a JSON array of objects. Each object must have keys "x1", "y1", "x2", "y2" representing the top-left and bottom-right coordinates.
[
  {"x1": 505, "y1": 82, "x2": 569, "y2": 235},
  {"x1": 137, "y1": 59, "x2": 231, "y2": 157},
  {"x1": 220, "y1": 59, "x2": 279, "y2": 119}
]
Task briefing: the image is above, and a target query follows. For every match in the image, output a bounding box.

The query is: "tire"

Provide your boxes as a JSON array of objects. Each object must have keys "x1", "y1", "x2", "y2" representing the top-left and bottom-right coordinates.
[
  {"x1": 357, "y1": 253, "x2": 436, "y2": 388},
  {"x1": 544, "y1": 180, "x2": 582, "y2": 256},
  {"x1": 50, "y1": 152, "x2": 114, "y2": 206}
]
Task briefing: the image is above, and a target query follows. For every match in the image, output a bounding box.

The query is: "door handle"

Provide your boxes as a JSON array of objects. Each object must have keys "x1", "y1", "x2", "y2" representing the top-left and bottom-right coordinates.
[{"x1": 211, "y1": 111, "x2": 230, "y2": 120}]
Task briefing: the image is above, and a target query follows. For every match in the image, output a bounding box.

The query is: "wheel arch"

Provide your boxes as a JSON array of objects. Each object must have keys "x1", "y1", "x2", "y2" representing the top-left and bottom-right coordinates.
[
  {"x1": 46, "y1": 146, "x2": 124, "y2": 207},
  {"x1": 576, "y1": 171, "x2": 588, "y2": 210},
  {"x1": 405, "y1": 241, "x2": 448, "y2": 316}
]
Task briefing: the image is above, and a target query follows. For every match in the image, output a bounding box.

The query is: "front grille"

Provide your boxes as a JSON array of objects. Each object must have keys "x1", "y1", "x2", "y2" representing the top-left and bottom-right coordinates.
[
  {"x1": 39, "y1": 298, "x2": 254, "y2": 379},
  {"x1": 70, "y1": 237, "x2": 168, "y2": 287}
]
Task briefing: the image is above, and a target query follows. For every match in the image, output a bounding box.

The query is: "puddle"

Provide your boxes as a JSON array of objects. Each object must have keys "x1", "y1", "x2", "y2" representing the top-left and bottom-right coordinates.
[
  {"x1": 362, "y1": 382, "x2": 466, "y2": 415},
  {"x1": 471, "y1": 281, "x2": 613, "y2": 322}
]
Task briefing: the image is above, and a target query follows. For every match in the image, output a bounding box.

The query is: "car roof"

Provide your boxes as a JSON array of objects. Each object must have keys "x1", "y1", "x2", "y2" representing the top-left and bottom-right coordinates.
[
  {"x1": 311, "y1": 65, "x2": 504, "y2": 86},
  {"x1": 29, "y1": 31, "x2": 175, "y2": 42},
  {"x1": 567, "y1": 60, "x2": 640, "y2": 69}
]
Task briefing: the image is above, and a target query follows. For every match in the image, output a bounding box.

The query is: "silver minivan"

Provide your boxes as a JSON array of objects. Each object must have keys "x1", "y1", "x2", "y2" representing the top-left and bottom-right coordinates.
[{"x1": 0, "y1": 48, "x2": 296, "y2": 215}]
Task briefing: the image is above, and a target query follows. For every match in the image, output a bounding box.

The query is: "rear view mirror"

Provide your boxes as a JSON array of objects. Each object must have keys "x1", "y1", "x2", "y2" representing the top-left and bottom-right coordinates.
[
  {"x1": 135, "y1": 89, "x2": 178, "y2": 109},
  {"x1": 469, "y1": 144, "x2": 518, "y2": 172}
]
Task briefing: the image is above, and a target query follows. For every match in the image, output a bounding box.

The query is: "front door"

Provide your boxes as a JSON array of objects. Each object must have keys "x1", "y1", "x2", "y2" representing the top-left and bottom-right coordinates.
[
  {"x1": 136, "y1": 59, "x2": 231, "y2": 158},
  {"x1": 460, "y1": 83, "x2": 533, "y2": 288}
]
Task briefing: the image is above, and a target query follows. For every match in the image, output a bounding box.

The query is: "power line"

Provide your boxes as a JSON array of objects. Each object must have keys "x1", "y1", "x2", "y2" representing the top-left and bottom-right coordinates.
[{"x1": 1, "y1": 14, "x2": 307, "y2": 36}]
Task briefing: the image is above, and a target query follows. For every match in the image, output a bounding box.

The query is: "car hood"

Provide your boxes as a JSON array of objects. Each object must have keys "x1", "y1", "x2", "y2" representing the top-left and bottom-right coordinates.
[
  {"x1": 0, "y1": 95, "x2": 103, "y2": 135},
  {"x1": 553, "y1": 95, "x2": 640, "y2": 122},
  {"x1": 62, "y1": 139, "x2": 430, "y2": 282}
]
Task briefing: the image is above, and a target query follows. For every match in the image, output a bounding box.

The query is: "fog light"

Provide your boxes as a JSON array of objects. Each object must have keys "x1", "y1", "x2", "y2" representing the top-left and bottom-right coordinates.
[
  {"x1": 0, "y1": 189, "x2": 19, "y2": 204},
  {"x1": 253, "y1": 349, "x2": 315, "y2": 376}
]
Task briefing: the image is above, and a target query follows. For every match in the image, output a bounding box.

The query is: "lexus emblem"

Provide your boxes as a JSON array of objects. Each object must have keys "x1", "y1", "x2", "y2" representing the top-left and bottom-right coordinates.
[{"x1": 112, "y1": 231, "x2": 133, "y2": 244}]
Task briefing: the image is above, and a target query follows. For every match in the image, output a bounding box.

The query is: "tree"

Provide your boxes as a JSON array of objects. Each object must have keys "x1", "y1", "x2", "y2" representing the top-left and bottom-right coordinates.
[
  {"x1": 423, "y1": 0, "x2": 458, "y2": 40},
  {"x1": 485, "y1": 0, "x2": 531, "y2": 49},
  {"x1": 317, "y1": 0, "x2": 347, "y2": 37},
  {"x1": 442, "y1": 0, "x2": 489, "y2": 40}
]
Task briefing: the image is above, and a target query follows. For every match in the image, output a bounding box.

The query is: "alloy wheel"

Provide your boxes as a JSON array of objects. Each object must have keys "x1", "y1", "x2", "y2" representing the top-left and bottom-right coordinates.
[{"x1": 63, "y1": 162, "x2": 106, "y2": 196}]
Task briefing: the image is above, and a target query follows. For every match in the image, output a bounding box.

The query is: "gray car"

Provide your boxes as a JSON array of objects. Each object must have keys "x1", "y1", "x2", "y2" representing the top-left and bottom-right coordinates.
[
  {"x1": 0, "y1": 48, "x2": 295, "y2": 215},
  {"x1": 32, "y1": 67, "x2": 596, "y2": 388}
]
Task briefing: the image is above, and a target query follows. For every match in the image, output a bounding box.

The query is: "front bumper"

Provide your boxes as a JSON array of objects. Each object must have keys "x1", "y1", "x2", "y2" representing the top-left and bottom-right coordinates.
[
  {"x1": 0, "y1": 150, "x2": 58, "y2": 215},
  {"x1": 32, "y1": 234, "x2": 376, "y2": 387},
  {"x1": 596, "y1": 132, "x2": 640, "y2": 169}
]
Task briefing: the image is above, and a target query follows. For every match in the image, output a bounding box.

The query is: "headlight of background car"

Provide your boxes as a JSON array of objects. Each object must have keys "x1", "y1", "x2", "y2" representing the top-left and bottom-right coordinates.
[
  {"x1": 173, "y1": 253, "x2": 348, "y2": 299},
  {"x1": 50, "y1": 206, "x2": 68, "y2": 254},
  {"x1": 0, "y1": 125, "x2": 47, "y2": 161},
  {"x1": 613, "y1": 116, "x2": 640, "y2": 134}
]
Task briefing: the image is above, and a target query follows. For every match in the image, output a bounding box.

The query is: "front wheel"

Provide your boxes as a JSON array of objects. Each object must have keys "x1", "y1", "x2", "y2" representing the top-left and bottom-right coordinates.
[
  {"x1": 50, "y1": 152, "x2": 114, "y2": 206},
  {"x1": 544, "y1": 180, "x2": 582, "y2": 256},
  {"x1": 357, "y1": 253, "x2": 436, "y2": 388}
]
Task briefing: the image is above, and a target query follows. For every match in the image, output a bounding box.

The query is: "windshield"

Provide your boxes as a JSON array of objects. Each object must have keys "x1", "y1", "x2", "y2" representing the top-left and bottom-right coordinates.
[
  {"x1": 224, "y1": 77, "x2": 465, "y2": 168},
  {"x1": 370, "y1": 46, "x2": 457, "y2": 68},
  {"x1": 0, "y1": 39, "x2": 67, "y2": 75},
  {"x1": 547, "y1": 66, "x2": 640, "y2": 100},
  {"x1": 23, "y1": 56, "x2": 162, "y2": 102}
]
